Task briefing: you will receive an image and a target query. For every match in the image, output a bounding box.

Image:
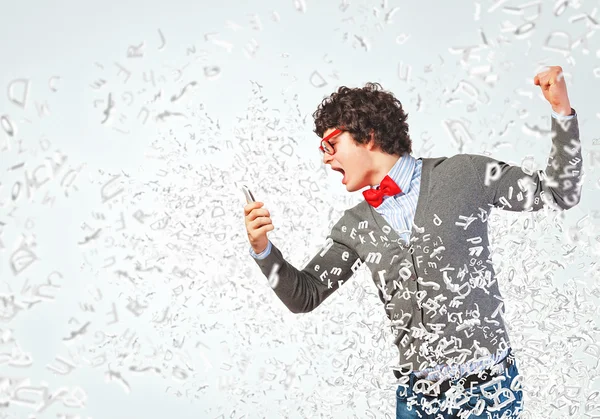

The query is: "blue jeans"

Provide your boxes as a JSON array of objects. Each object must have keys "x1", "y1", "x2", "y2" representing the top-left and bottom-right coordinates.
[{"x1": 396, "y1": 361, "x2": 523, "y2": 418}]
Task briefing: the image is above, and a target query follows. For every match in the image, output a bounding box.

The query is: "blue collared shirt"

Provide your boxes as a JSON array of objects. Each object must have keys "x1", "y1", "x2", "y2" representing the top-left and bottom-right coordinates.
[{"x1": 370, "y1": 152, "x2": 421, "y2": 247}]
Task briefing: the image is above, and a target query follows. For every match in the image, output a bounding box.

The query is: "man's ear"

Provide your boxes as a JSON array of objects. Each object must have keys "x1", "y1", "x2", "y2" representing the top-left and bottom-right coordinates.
[{"x1": 366, "y1": 131, "x2": 376, "y2": 150}]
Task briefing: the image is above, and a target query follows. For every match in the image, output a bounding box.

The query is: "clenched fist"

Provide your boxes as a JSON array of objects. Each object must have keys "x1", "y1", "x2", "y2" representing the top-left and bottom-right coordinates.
[
  {"x1": 244, "y1": 202, "x2": 274, "y2": 254},
  {"x1": 533, "y1": 65, "x2": 572, "y2": 116}
]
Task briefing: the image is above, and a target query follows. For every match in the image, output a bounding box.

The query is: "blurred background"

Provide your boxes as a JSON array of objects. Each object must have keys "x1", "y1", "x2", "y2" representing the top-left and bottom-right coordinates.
[{"x1": 0, "y1": 0, "x2": 599, "y2": 418}]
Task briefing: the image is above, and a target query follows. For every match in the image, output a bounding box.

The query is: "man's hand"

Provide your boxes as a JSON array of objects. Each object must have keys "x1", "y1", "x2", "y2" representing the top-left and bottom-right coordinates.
[
  {"x1": 533, "y1": 65, "x2": 572, "y2": 116},
  {"x1": 244, "y1": 201, "x2": 274, "y2": 254}
]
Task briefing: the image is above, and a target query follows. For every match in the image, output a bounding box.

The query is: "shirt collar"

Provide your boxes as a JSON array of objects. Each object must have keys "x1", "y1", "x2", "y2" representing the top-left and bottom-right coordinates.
[{"x1": 372, "y1": 153, "x2": 416, "y2": 194}]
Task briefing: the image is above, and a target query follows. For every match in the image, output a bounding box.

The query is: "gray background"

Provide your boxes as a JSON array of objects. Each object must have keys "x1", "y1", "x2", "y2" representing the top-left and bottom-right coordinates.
[{"x1": 1, "y1": 0, "x2": 599, "y2": 418}]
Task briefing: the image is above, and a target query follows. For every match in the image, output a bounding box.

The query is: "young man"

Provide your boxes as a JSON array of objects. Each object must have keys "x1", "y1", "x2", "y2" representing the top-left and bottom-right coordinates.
[{"x1": 243, "y1": 65, "x2": 581, "y2": 418}]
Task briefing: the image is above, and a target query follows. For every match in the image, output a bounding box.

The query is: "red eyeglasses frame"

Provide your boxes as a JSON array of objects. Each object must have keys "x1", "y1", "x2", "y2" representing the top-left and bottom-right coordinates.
[{"x1": 319, "y1": 128, "x2": 344, "y2": 155}]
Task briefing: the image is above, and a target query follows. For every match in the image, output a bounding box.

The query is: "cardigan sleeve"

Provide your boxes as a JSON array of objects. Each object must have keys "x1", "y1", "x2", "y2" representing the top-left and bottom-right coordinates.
[
  {"x1": 467, "y1": 109, "x2": 582, "y2": 212},
  {"x1": 250, "y1": 214, "x2": 363, "y2": 313}
]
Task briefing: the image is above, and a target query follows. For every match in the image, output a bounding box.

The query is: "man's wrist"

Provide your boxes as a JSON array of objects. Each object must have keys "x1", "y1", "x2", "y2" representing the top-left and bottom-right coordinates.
[{"x1": 552, "y1": 105, "x2": 573, "y2": 116}]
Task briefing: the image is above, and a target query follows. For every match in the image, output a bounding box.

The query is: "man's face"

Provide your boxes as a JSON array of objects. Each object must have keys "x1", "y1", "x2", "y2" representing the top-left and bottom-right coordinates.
[{"x1": 321, "y1": 128, "x2": 374, "y2": 192}]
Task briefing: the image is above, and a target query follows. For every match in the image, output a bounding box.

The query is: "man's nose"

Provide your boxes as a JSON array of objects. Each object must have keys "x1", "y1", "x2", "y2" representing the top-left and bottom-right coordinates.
[{"x1": 322, "y1": 151, "x2": 333, "y2": 165}]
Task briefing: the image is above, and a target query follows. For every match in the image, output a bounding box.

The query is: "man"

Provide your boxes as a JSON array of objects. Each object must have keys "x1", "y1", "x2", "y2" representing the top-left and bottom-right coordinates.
[{"x1": 243, "y1": 65, "x2": 582, "y2": 418}]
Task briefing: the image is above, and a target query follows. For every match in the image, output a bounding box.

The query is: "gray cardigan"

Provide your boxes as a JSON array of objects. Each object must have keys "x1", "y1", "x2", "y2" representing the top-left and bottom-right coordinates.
[{"x1": 251, "y1": 113, "x2": 582, "y2": 376}]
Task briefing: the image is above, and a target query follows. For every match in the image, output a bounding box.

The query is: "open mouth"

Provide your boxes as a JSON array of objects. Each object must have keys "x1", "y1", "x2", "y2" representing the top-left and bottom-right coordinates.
[{"x1": 332, "y1": 167, "x2": 346, "y2": 183}]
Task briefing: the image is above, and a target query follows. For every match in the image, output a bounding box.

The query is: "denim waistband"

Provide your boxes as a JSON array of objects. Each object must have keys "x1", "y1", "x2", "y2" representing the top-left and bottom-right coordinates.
[{"x1": 398, "y1": 348, "x2": 515, "y2": 397}]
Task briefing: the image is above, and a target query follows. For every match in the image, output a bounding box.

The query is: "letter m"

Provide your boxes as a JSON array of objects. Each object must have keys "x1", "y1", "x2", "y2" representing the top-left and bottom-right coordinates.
[
  {"x1": 365, "y1": 252, "x2": 382, "y2": 264},
  {"x1": 331, "y1": 267, "x2": 342, "y2": 276}
]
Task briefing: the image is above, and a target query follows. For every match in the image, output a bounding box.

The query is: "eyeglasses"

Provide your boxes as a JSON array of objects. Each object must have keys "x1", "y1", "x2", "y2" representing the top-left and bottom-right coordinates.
[{"x1": 319, "y1": 128, "x2": 344, "y2": 156}]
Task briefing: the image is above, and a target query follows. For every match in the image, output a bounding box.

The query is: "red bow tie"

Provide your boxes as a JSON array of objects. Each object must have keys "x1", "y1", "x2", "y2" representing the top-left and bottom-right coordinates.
[{"x1": 362, "y1": 175, "x2": 402, "y2": 207}]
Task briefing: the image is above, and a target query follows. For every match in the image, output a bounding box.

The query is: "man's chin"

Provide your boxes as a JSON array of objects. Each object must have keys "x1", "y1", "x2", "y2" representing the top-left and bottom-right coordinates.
[{"x1": 345, "y1": 184, "x2": 361, "y2": 193}]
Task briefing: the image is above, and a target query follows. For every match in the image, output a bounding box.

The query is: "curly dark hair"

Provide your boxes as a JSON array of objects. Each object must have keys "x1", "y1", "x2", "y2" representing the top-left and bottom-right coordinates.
[{"x1": 312, "y1": 82, "x2": 412, "y2": 156}]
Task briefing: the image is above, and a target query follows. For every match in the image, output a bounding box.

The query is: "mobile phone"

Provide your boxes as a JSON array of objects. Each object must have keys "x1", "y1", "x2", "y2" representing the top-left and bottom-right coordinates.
[{"x1": 241, "y1": 185, "x2": 256, "y2": 204}]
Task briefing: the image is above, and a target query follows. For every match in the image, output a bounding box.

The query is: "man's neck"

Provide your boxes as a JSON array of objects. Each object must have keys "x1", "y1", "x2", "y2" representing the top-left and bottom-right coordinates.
[{"x1": 368, "y1": 153, "x2": 402, "y2": 187}]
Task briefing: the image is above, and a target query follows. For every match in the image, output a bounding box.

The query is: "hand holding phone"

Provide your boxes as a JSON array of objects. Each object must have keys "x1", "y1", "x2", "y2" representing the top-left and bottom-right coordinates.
[{"x1": 241, "y1": 185, "x2": 274, "y2": 254}]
